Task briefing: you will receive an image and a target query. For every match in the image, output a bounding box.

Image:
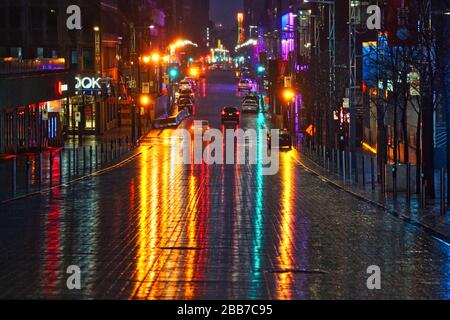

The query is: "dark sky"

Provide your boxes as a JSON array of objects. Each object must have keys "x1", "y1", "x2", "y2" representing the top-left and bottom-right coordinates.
[{"x1": 210, "y1": 0, "x2": 243, "y2": 29}]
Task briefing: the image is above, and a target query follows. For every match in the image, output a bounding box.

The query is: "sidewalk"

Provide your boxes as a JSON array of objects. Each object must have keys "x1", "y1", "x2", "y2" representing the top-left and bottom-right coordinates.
[
  {"x1": 293, "y1": 145, "x2": 450, "y2": 242},
  {"x1": 0, "y1": 126, "x2": 148, "y2": 203}
]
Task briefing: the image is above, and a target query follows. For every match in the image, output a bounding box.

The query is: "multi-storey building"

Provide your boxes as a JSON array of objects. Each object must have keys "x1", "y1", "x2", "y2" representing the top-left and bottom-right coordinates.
[
  {"x1": 161, "y1": 0, "x2": 210, "y2": 48},
  {"x1": 0, "y1": 0, "x2": 166, "y2": 153}
]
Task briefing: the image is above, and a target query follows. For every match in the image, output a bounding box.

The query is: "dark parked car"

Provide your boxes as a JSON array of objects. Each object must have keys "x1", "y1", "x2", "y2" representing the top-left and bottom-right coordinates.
[
  {"x1": 268, "y1": 129, "x2": 292, "y2": 149},
  {"x1": 221, "y1": 107, "x2": 240, "y2": 124},
  {"x1": 243, "y1": 93, "x2": 259, "y2": 103}
]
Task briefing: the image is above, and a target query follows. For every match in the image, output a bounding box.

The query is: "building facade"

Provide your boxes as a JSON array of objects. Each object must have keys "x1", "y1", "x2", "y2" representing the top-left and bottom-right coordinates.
[{"x1": 0, "y1": 0, "x2": 167, "y2": 153}]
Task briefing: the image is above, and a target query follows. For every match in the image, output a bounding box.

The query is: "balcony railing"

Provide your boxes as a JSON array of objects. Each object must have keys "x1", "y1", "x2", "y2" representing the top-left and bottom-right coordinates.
[{"x1": 0, "y1": 58, "x2": 66, "y2": 75}]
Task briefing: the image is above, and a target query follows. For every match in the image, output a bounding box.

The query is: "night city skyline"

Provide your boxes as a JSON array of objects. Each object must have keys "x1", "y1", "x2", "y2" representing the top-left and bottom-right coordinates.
[{"x1": 0, "y1": 0, "x2": 449, "y2": 308}]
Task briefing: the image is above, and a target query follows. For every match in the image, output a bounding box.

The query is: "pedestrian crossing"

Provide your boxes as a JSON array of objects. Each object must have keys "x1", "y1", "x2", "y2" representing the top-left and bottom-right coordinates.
[{"x1": 435, "y1": 126, "x2": 447, "y2": 149}]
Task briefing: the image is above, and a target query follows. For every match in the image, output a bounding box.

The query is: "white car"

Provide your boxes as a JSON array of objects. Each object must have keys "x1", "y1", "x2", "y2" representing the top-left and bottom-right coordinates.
[
  {"x1": 179, "y1": 80, "x2": 193, "y2": 91},
  {"x1": 238, "y1": 79, "x2": 253, "y2": 92},
  {"x1": 241, "y1": 100, "x2": 259, "y2": 113}
]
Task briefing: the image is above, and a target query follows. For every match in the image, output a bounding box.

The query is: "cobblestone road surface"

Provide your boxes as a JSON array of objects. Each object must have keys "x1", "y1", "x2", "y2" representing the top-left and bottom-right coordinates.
[{"x1": 0, "y1": 72, "x2": 449, "y2": 300}]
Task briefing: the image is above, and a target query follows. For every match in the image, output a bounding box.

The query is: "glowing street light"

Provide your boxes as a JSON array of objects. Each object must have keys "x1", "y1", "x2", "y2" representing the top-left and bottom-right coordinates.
[
  {"x1": 257, "y1": 65, "x2": 266, "y2": 74},
  {"x1": 283, "y1": 89, "x2": 295, "y2": 102},
  {"x1": 188, "y1": 67, "x2": 200, "y2": 78},
  {"x1": 142, "y1": 56, "x2": 151, "y2": 64},
  {"x1": 151, "y1": 53, "x2": 160, "y2": 63},
  {"x1": 169, "y1": 68, "x2": 179, "y2": 79},
  {"x1": 139, "y1": 94, "x2": 151, "y2": 106}
]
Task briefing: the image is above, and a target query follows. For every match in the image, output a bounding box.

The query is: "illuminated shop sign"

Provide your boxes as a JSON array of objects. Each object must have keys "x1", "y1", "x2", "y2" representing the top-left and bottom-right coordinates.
[{"x1": 75, "y1": 77, "x2": 102, "y2": 90}]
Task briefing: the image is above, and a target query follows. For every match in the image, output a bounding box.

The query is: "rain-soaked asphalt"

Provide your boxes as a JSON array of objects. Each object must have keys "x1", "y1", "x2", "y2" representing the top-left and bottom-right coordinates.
[{"x1": 0, "y1": 71, "x2": 449, "y2": 300}]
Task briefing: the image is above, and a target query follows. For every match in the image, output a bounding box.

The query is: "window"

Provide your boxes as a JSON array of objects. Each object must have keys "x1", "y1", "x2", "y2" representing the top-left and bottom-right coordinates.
[
  {"x1": 30, "y1": 7, "x2": 43, "y2": 30},
  {"x1": 37, "y1": 47, "x2": 44, "y2": 58},
  {"x1": 9, "y1": 7, "x2": 21, "y2": 28},
  {"x1": 83, "y1": 48, "x2": 93, "y2": 70},
  {"x1": 0, "y1": 9, "x2": 6, "y2": 28},
  {"x1": 46, "y1": 9, "x2": 58, "y2": 31},
  {"x1": 10, "y1": 47, "x2": 22, "y2": 58},
  {"x1": 71, "y1": 50, "x2": 78, "y2": 66}
]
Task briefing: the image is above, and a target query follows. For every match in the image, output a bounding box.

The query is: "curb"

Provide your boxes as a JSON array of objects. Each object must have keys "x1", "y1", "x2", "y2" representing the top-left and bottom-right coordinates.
[
  {"x1": 291, "y1": 151, "x2": 450, "y2": 245},
  {"x1": 0, "y1": 148, "x2": 145, "y2": 206}
]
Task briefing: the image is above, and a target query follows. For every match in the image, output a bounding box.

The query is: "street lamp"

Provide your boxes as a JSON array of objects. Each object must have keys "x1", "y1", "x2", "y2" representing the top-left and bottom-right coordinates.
[
  {"x1": 283, "y1": 89, "x2": 296, "y2": 135},
  {"x1": 151, "y1": 53, "x2": 160, "y2": 64},
  {"x1": 283, "y1": 89, "x2": 295, "y2": 102}
]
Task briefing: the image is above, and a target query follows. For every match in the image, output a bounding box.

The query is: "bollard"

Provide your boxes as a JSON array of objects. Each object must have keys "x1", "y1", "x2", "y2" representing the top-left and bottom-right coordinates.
[
  {"x1": 441, "y1": 168, "x2": 446, "y2": 216},
  {"x1": 361, "y1": 155, "x2": 366, "y2": 187},
  {"x1": 49, "y1": 152, "x2": 54, "y2": 188},
  {"x1": 83, "y1": 146, "x2": 86, "y2": 172},
  {"x1": 75, "y1": 148, "x2": 79, "y2": 175},
  {"x1": 126, "y1": 136, "x2": 129, "y2": 151},
  {"x1": 111, "y1": 140, "x2": 115, "y2": 159},
  {"x1": 342, "y1": 151, "x2": 346, "y2": 182},
  {"x1": 406, "y1": 163, "x2": 411, "y2": 205},
  {"x1": 349, "y1": 152, "x2": 353, "y2": 182},
  {"x1": 392, "y1": 164, "x2": 397, "y2": 199},
  {"x1": 381, "y1": 163, "x2": 386, "y2": 194},
  {"x1": 337, "y1": 150, "x2": 341, "y2": 176},
  {"x1": 11, "y1": 157, "x2": 17, "y2": 196},
  {"x1": 68, "y1": 149, "x2": 71, "y2": 178},
  {"x1": 327, "y1": 149, "x2": 331, "y2": 172},
  {"x1": 89, "y1": 146, "x2": 93, "y2": 173},
  {"x1": 331, "y1": 149, "x2": 335, "y2": 173},
  {"x1": 119, "y1": 138, "x2": 122, "y2": 156},
  {"x1": 101, "y1": 143, "x2": 104, "y2": 164},
  {"x1": 59, "y1": 149, "x2": 63, "y2": 184},
  {"x1": 421, "y1": 174, "x2": 426, "y2": 209},
  {"x1": 95, "y1": 145, "x2": 98, "y2": 169},
  {"x1": 371, "y1": 157, "x2": 375, "y2": 190},
  {"x1": 38, "y1": 153, "x2": 43, "y2": 187},
  {"x1": 25, "y1": 155, "x2": 30, "y2": 191}
]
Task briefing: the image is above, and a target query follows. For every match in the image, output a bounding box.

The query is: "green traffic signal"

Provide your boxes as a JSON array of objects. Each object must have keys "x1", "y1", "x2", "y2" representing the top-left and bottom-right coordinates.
[{"x1": 169, "y1": 68, "x2": 179, "y2": 79}]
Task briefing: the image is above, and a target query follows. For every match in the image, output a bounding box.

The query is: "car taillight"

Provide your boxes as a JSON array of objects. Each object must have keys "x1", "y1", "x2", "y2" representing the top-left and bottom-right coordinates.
[
  {"x1": 236, "y1": 112, "x2": 240, "y2": 115},
  {"x1": 222, "y1": 111, "x2": 226, "y2": 115}
]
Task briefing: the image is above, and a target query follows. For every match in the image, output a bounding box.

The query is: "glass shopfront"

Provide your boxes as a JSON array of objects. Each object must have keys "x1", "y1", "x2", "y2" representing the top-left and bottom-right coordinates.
[{"x1": 62, "y1": 95, "x2": 97, "y2": 133}]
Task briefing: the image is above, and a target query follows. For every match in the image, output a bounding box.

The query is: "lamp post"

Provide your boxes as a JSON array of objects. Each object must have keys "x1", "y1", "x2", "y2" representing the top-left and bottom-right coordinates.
[
  {"x1": 130, "y1": 24, "x2": 156, "y2": 143},
  {"x1": 283, "y1": 88, "x2": 296, "y2": 135}
]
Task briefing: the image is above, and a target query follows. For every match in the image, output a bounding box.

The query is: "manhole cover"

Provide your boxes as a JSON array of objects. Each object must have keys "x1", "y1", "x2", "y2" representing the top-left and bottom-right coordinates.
[
  {"x1": 159, "y1": 246, "x2": 205, "y2": 251},
  {"x1": 268, "y1": 269, "x2": 328, "y2": 275}
]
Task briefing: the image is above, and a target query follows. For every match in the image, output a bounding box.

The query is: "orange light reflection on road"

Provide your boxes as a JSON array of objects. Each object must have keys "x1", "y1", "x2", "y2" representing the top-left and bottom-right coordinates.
[{"x1": 276, "y1": 155, "x2": 296, "y2": 299}]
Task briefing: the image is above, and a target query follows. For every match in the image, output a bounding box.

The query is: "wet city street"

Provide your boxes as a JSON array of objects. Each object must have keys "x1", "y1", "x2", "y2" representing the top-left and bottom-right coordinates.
[{"x1": 0, "y1": 71, "x2": 449, "y2": 300}]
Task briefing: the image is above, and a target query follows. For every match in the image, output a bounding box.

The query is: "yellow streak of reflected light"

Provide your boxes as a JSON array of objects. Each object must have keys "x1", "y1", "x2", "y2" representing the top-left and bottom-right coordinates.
[{"x1": 276, "y1": 155, "x2": 295, "y2": 299}]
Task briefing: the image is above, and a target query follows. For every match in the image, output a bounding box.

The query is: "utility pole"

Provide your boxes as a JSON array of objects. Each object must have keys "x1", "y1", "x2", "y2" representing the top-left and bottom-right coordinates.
[
  {"x1": 130, "y1": 23, "x2": 137, "y2": 144},
  {"x1": 349, "y1": 0, "x2": 358, "y2": 178}
]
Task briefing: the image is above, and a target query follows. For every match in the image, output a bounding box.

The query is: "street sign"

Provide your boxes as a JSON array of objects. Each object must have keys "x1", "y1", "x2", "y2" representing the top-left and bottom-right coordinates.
[
  {"x1": 343, "y1": 98, "x2": 350, "y2": 109},
  {"x1": 75, "y1": 112, "x2": 81, "y2": 123},
  {"x1": 163, "y1": 75, "x2": 170, "y2": 85},
  {"x1": 142, "y1": 82, "x2": 150, "y2": 94},
  {"x1": 284, "y1": 76, "x2": 292, "y2": 88},
  {"x1": 127, "y1": 79, "x2": 137, "y2": 89}
]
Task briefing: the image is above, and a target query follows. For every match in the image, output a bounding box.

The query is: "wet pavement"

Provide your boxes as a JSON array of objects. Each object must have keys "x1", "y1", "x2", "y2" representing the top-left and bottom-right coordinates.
[{"x1": 0, "y1": 71, "x2": 449, "y2": 300}]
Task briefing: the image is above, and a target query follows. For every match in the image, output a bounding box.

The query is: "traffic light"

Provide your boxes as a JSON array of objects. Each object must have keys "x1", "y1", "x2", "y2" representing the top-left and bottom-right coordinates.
[
  {"x1": 169, "y1": 68, "x2": 179, "y2": 79},
  {"x1": 188, "y1": 67, "x2": 200, "y2": 78},
  {"x1": 282, "y1": 89, "x2": 295, "y2": 102},
  {"x1": 139, "y1": 94, "x2": 151, "y2": 107},
  {"x1": 257, "y1": 65, "x2": 266, "y2": 74}
]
